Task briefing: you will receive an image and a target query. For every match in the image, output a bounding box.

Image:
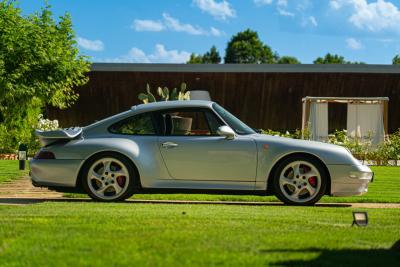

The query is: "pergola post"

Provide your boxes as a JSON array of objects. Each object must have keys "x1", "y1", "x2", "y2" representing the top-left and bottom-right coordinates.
[{"x1": 383, "y1": 100, "x2": 389, "y2": 137}]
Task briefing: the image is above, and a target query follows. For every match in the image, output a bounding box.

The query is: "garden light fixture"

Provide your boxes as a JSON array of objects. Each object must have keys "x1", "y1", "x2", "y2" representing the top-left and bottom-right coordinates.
[
  {"x1": 352, "y1": 211, "x2": 368, "y2": 227},
  {"x1": 18, "y1": 143, "x2": 27, "y2": 170}
]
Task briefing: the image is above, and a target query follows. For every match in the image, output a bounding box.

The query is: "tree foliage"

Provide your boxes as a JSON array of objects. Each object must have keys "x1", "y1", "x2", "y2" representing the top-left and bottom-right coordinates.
[
  {"x1": 276, "y1": 56, "x2": 301, "y2": 64},
  {"x1": 187, "y1": 46, "x2": 221, "y2": 64},
  {"x1": 314, "y1": 53, "x2": 365, "y2": 64},
  {"x1": 393, "y1": 55, "x2": 400, "y2": 65},
  {"x1": 313, "y1": 53, "x2": 347, "y2": 64},
  {"x1": 224, "y1": 29, "x2": 275, "y2": 64},
  {"x1": 187, "y1": 53, "x2": 204, "y2": 64},
  {"x1": 0, "y1": 1, "x2": 90, "y2": 152},
  {"x1": 202, "y1": 46, "x2": 221, "y2": 63}
]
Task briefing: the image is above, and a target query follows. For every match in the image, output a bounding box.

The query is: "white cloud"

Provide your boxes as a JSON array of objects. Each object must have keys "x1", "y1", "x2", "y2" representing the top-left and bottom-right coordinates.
[
  {"x1": 132, "y1": 19, "x2": 165, "y2": 32},
  {"x1": 210, "y1": 27, "x2": 223, "y2": 36},
  {"x1": 309, "y1": 16, "x2": 318, "y2": 26},
  {"x1": 330, "y1": 0, "x2": 400, "y2": 33},
  {"x1": 193, "y1": 0, "x2": 236, "y2": 20},
  {"x1": 132, "y1": 13, "x2": 223, "y2": 37},
  {"x1": 149, "y1": 44, "x2": 191, "y2": 63},
  {"x1": 77, "y1": 37, "x2": 104, "y2": 51},
  {"x1": 126, "y1": 48, "x2": 152, "y2": 63},
  {"x1": 329, "y1": 0, "x2": 341, "y2": 10},
  {"x1": 162, "y1": 13, "x2": 204, "y2": 35},
  {"x1": 254, "y1": 0, "x2": 273, "y2": 6},
  {"x1": 277, "y1": 8, "x2": 295, "y2": 16},
  {"x1": 346, "y1": 37, "x2": 363, "y2": 49},
  {"x1": 277, "y1": 0, "x2": 288, "y2": 7},
  {"x1": 109, "y1": 44, "x2": 190, "y2": 63}
]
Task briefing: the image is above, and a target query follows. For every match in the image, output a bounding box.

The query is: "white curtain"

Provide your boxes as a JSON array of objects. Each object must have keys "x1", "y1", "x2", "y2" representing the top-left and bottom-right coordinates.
[
  {"x1": 347, "y1": 103, "x2": 385, "y2": 145},
  {"x1": 309, "y1": 102, "x2": 328, "y2": 141}
]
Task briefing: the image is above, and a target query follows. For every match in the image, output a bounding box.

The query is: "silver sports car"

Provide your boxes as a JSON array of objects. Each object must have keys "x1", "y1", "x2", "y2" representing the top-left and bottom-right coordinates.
[{"x1": 30, "y1": 100, "x2": 373, "y2": 205}]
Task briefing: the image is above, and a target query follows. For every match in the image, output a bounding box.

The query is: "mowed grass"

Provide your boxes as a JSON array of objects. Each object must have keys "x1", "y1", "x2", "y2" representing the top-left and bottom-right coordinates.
[
  {"x1": 0, "y1": 202, "x2": 399, "y2": 267},
  {"x1": 0, "y1": 160, "x2": 28, "y2": 184}
]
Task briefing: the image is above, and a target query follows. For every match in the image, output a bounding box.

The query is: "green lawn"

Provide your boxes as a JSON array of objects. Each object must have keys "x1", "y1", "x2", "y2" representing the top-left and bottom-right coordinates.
[
  {"x1": 1, "y1": 162, "x2": 399, "y2": 266},
  {"x1": 0, "y1": 203, "x2": 399, "y2": 266},
  {"x1": 0, "y1": 160, "x2": 28, "y2": 184}
]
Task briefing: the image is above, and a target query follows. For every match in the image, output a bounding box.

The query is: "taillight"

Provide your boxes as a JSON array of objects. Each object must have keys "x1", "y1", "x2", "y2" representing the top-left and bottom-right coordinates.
[{"x1": 34, "y1": 151, "x2": 56, "y2": 159}]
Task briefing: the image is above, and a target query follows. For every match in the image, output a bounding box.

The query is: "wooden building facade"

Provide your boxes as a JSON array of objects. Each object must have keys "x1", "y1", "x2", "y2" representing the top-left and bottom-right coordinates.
[{"x1": 47, "y1": 63, "x2": 400, "y2": 133}]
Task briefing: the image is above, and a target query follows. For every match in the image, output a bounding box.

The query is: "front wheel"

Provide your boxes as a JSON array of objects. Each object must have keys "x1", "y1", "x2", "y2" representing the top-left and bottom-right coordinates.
[
  {"x1": 81, "y1": 153, "x2": 136, "y2": 201},
  {"x1": 273, "y1": 156, "x2": 328, "y2": 205}
]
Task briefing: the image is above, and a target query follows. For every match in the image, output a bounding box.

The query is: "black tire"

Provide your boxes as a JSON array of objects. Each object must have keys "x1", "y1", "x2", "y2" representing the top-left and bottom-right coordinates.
[
  {"x1": 81, "y1": 152, "x2": 136, "y2": 201},
  {"x1": 272, "y1": 155, "x2": 328, "y2": 205}
]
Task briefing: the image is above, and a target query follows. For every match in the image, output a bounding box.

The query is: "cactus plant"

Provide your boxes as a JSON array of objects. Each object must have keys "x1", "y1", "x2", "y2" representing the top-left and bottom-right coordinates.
[
  {"x1": 177, "y1": 82, "x2": 190, "y2": 100},
  {"x1": 138, "y1": 83, "x2": 190, "y2": 103},
  {"x1": 138, "y1": 84, "x2": 157, "y2": 104}
]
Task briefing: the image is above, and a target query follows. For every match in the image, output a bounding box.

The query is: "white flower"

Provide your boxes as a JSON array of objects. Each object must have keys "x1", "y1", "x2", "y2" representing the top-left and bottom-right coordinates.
[{"x1": 37, "y1": 114, "x2": 59, "y2": 131}]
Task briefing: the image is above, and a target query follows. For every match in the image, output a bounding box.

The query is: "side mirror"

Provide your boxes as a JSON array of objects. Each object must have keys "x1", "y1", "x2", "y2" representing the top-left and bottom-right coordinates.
[{"x1": 217, "y1": 126, "x2": 235, "y2": 140}]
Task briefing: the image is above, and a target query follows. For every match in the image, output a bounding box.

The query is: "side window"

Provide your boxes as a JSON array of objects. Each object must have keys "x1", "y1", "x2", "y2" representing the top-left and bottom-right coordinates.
[
  {"x1": 109, "y1": 113, "x2": 155, "y2": 135},
  {"x1": 160, "y1": 109, "x2": 224, "y2": 136},
  {"x1": 205, "y1": 111, "x2": 224, "y2": 134}
]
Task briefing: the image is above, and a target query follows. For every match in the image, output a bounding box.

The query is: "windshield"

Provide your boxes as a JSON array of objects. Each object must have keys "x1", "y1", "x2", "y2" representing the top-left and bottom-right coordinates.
[{"x1": 212, "y1": 103, "x2": 255, "y2": 135}]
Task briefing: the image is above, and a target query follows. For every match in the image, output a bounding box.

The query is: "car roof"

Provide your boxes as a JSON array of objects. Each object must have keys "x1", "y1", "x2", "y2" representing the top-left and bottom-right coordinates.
[{"x1": 131, "y1": 100, "x2": 214, "y2": 112}]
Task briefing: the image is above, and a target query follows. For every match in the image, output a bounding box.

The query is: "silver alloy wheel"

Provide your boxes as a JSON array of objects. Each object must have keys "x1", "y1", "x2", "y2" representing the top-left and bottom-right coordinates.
[
  {"x1": 278, "y1": 160, "x2": 322, "y2": 203},
  {"x1": 87, "y1": 157, "x2": 130, "y2": 200}
]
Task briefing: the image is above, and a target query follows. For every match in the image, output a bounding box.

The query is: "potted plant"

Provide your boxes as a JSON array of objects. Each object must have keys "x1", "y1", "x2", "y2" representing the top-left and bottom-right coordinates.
[{"x1": 138, "y1": 83, "x2": 192, "y2": 134}]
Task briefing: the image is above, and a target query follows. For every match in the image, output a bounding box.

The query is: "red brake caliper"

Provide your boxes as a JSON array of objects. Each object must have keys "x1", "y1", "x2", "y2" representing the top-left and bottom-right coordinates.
[
  {"x1": 116, "y1": 176, "x2": 125, "y2": 187},
  {"x1": 303, "y1": 165, "x2": 316, "y2": 187},
  {"x1": 308, "y1": 177, "x2": 317, "y2": 187}
]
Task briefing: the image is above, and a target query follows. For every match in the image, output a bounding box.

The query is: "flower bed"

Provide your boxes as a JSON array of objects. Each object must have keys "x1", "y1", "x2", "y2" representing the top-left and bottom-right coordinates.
[{"x1": 0, "y1": 154, "x2": 18, "y2": 160}]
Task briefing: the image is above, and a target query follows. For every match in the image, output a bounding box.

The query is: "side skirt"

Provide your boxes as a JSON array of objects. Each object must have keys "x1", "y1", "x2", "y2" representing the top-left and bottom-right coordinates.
[{"x1": 134, "y1": 188, "x2": 269, "y2": 196}]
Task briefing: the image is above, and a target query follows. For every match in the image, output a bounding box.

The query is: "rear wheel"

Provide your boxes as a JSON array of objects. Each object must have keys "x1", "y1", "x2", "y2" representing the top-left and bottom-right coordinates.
[
  {"x1": 273, "y1": 156, "x2": 327, "y2": 205},
  {"x1": 81, "y1": 153, "x2": 136, "y2": 201}
]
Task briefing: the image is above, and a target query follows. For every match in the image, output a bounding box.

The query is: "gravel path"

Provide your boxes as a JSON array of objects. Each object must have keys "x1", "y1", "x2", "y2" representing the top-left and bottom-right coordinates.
[
  {"x1": 0, "y1": 176, "x2": 63, "y2": 199},
  {"x1": 0, "y1": 177, "x2": 399, "y2": 208}
]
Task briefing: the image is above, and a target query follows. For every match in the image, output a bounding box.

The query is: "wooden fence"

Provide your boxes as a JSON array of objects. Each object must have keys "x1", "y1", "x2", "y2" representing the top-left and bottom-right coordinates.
[{"x1": 47, "y1": 64, "x2": 400, "y2": 133}]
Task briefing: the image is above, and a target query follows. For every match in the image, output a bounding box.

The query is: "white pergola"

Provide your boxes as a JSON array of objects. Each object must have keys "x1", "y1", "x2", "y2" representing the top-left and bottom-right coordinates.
[{"x1": 301, "y1": 96, "x2": 389, "y2": 143}]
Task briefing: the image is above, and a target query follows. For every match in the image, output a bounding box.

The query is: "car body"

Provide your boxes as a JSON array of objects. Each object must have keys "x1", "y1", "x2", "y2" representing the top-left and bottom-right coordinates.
[{"x1": 30, "y1": 100, "x2": 373, "y2": 204}]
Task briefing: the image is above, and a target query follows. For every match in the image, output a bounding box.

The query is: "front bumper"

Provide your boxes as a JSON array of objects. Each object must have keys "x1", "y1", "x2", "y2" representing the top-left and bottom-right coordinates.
[
  {"x1": 327, "y1": 164, "x2": 373, "y2": 197},
  {"x1": 30, "y1": 159, "x2": 84, "y2": 187}
]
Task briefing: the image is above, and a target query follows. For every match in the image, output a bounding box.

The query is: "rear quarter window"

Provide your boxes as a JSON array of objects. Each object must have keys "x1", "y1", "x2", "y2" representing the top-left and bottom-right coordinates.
[{"x1": 108, "y1": 113, "x2": 155, "y2": 135}]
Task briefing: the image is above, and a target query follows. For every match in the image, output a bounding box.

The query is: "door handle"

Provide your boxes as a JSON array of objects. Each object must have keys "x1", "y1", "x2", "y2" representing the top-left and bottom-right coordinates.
[{"x1": 161, "y1": 142, "x2": 179, "y2": 148}]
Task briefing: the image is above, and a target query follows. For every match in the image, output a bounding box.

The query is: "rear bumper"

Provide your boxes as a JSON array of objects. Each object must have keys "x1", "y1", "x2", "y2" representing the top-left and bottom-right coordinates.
[
  {"x1": 327, "y1": 164, "x2": 373, "y2": 197},
  {"x1": 30, "y1": 159, "x2": 84, "y2": 187}
]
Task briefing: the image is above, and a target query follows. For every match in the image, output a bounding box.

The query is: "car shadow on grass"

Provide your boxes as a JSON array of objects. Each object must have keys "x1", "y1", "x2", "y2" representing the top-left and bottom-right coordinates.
[
  {"x1": 261, "y1": 242, "x2": 400, "y2": 267},
  {"x1": 0, "y1": 197, "x2": 352, "y2": 207}
]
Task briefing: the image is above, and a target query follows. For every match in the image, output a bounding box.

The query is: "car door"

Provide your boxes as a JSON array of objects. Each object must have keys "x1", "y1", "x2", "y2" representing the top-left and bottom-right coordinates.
[{"x1": 156, "y1": 108, "x2": 257, "y2": 181}]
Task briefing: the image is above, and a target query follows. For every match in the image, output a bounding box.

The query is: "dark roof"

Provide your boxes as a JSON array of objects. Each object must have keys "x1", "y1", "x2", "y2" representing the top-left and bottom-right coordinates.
[{"x1": 91, "y1": 63, "x2": 400, "y2": 74}]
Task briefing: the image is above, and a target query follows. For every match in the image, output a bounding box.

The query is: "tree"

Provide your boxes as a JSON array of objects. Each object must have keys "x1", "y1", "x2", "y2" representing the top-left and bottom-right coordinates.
[
  {"x1": 224, "y1": 29, "x2": 275, "y2": 64},
  {"x1": 187, "y1": 46, "x2": 221, "y2": 64},
  {"x1": 313, "y1": 53, "x2": 347, "y2": 64},
  {"x1": 313, "y1": 53, "x2": 365, "y2": 64},
  {"x1": 187, "y1": 53, "x2": 204, "y2": 64},
  {"x1": 202, "y1": 46, "x2": 221, "y2": 63},
  {"x1": 277, "y1": 56, "x2": 301, "y2": 64},
  {"x1": 393, "y1": 55, "x2": 400, "y2": 64},
  {"x1": 0, "y1": 1, "x2": 90, "y2": 152}
]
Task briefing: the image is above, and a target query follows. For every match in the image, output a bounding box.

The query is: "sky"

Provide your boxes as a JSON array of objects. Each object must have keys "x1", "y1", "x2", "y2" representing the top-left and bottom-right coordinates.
[{"x1": 18, "y1": 0, "x2": 400, "y2": 64}]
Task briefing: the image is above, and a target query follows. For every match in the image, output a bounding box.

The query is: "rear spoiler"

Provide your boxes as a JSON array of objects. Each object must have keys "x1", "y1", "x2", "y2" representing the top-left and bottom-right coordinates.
[{"x1": 35, "y1": 127, "x2": 82, "y2": 147}]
